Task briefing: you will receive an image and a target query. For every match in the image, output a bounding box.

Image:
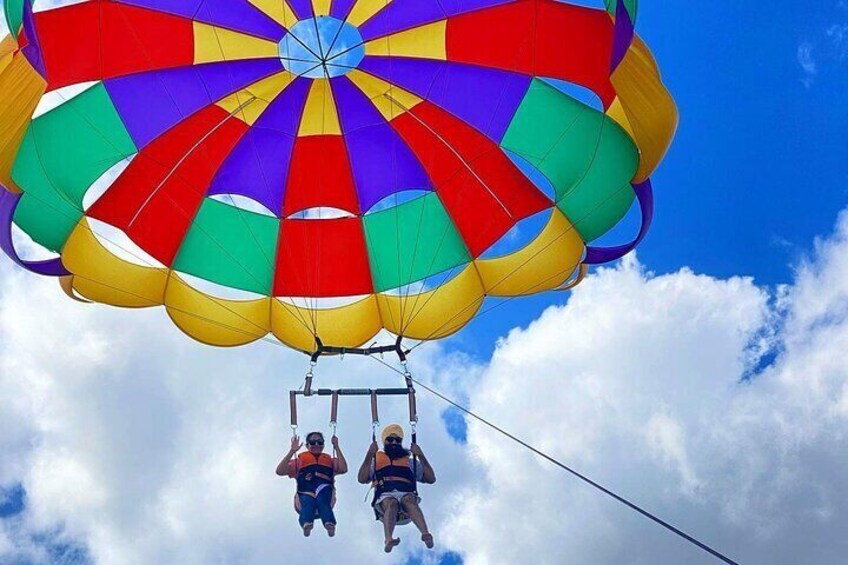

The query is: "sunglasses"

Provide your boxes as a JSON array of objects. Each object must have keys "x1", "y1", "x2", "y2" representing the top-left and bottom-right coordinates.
[
  {"x1": 307, "y1": 440, "x2": 324, "y2": 446},
  {"x1": 384, "y1": 437, "x2": 402, "y2": 444}
]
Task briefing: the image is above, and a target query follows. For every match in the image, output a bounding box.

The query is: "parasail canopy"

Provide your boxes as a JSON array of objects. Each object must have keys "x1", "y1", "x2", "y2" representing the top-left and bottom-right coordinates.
[{"x1": 0, "y1": 0, "x2": 677, "y2": 353}]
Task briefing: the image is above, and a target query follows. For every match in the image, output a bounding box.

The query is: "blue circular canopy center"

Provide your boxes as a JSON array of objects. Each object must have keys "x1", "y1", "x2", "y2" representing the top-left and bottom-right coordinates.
[{"x1": 279, "y1": 17, "x2": 365, "y2": 79}]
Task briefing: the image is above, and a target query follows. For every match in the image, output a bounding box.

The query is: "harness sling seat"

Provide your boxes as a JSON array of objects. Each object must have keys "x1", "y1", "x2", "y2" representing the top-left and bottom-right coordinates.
[{"x1": 372, "y1": 451, "x2": 418, "y2": 524}]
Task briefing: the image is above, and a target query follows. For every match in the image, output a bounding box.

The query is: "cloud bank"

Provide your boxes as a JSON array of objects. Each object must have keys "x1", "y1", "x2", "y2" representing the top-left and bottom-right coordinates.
[{"x1": 2, "y1": 208, "x2": 848, "y2": 564}]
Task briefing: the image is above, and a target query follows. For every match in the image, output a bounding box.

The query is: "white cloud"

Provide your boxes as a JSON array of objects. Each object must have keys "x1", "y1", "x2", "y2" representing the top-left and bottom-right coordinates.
[
  {"x1": 0, "y1": 264, "x2": 471, "y2": 563},
  {"x1": 442, "y1": 211, "x2": 848, "y2": 565},
  {"x1": 798, "y1": 41, "x2": 819, "y2": 88},
  {"x1": 3, "y1": 207, "x2": 848, "y2": 564},
  {"x1": 797, "y1": 4, "x2": 848, "y2": 87}
]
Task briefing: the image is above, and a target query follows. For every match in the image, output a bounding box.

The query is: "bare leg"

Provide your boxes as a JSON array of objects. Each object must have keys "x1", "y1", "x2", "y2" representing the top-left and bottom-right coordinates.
[
  {"x1": 401, "y1": 494, "x2": 433, "y2": 548},
  {"x1": 380, "y1": 498, "x2": 401, "y2": 553}
]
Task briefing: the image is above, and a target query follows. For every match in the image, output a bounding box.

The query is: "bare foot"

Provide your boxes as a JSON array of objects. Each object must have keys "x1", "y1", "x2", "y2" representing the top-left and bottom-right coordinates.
[
  {"x1": 303, "y1": 523, "x2": 313, "y2": 537},
  {"x1": 421, "y1": 533, "x2": 434, "y2": 549},
  {"x1": 326, "y1": 523, "x2": 336, "y2": 537},
  {"x1": 384, "y1": 538, "x2": 401, "y2": 553}
]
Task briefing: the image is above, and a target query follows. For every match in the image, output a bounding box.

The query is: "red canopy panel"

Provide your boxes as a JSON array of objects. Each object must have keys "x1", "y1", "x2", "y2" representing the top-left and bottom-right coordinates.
[
  {"x1": 35, "y1": 2, "x2": 194, "y2": 90},
  {"x1": 446, "y1": 0, "x2": 616, "y2": 106},
  {"x1": 283, "y1": 135, "x2": 361, "y2": 217},
  {"x1": 391, "y1": 101, "x2": 551, "y2": 258},
  {"x1": 88, "y1": 105, "x2": 249, "y2": 265},
  {"x1": 274, "y1": 217, "x2": 374, "y2": 297}
]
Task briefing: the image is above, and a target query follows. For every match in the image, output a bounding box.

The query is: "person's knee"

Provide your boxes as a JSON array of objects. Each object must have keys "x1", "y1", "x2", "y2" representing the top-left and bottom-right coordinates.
[
  {"x1": 382, "y1": 497, "x2": 399, "y2": 512},
  {"x1": 401, "y1": 494, "x2": 419, "y2": 509}
]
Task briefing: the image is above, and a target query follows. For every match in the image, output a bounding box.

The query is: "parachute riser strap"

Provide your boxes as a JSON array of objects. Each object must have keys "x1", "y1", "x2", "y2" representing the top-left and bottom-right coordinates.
[
  {"x1": 403, "y1": 360, "x2": 420, "y2": 495},
  {"x1": 330, "y1": 391, "x2": 339, "y2": 429},
  {"x1": 370, "y1": 390, "x2": 379, "y2": 438},
  {"x1": 371, "y1": 390, "x2": 379, "y2": 491},
  {"x1": 411, "y1": 422, "x2": 419, "y2": 496},
  {"x1": 303, "y1": 361, "x2": 316, "y2": 397},
  {"x1": 310, "y1": 335, "x2": 409, "y2": 364},
  {"x1": 402, "y1": 361, "x2": 418, "y2": 423},
  {"x1": 330, "y1": 391, "x2": 339, "y2": 459},
  {"x1": 289, "y1": 391, "x2": 298, "y2": 440}
]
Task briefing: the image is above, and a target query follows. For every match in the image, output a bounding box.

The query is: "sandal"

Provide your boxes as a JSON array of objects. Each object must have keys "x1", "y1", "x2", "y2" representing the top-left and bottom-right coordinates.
[
  {"x1": 325, "y1": 523, "x2": 336, "y2": 537},
  {"x1": 384, "y1": 538, "x2": 401, "y2": 553},
  {"x1": 421, "y1": 533, "x2": 434, "y2": 549},
  {"x1": 303, "y1": 523, "x2": 313, "y2": 537}
]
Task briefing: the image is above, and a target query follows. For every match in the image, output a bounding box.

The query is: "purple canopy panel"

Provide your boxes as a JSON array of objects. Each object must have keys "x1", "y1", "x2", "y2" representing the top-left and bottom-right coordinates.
[
  {"x1": 330, "y1": 0, "x2": 357, "y2": 20},
  {"x1": 0, "y1": 189, "x2": 69, "y2": 276},
  {"x1": 332, "y1": 76, "x2": 433, "y2": 212},
  {"x1": 207, "y1": 77, "x2": 312, "y2": 214},
  {"x1": 207, "y1": 127, "x2": 296, "y2": 215},
  {"x1": 106, "y1": 59, "x2": 284, "y2": 149},
  {"x1": 359, "y1": 57, "x2": 531, "y2": 143},
  {"x1": 610, "y1": 0, "x2": 635, "y2": 72},
  {"x1": 286, "y1": 0, "x2": 314, "y2": 20},
  {"x1": 119, "y1": 0, "x2": 287, "y2": 40},
  {"x1": 359, "y1": 0, "x2": 513, "y2": 41},
  {"x1": 584, "y1": 179, "x2": 653, "y2": 265},
  {"x1": 21, "y1": 0, "x2": 46, "y2": 77},
  {"x1": 331, "y1": 75, "x2": 386, "y2": 131},
  {"x1": 252, "y1": 77, "x2": 313, "y2": 136}
]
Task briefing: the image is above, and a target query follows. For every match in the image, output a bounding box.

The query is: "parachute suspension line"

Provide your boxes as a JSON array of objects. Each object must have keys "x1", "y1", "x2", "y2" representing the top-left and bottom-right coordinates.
[
  {"x1": 311, "y1": 64, "x2": 331, "y2": 335},
  {"x1": 8, "y1": 176, "x2": 297, "y2": 340},
  {"x1": 368, "y1": 356, "x2": 739, "y2": 565},
  {"x1": 407, "y1": 170, "x2": 637, "y2": 353},
  {"x1": 382, "y1": 93, "x2": 513, "y2": 220},
  {"x1": 396, "y1": 112, "x2": 606, "y2": 337},
  {"x1": 398, "y1": 74, "x2": 613, "y2": 337},
  {"x1": 398, "y1": 174, "x2": 429, "y2": 330},
  {"x1": 128, "y1": 96, "x2": 258, "y2": 229},
  {"x1": 35, "y1": 33, "x2": 326, "y2": 338},
  {"x1": 383, "y1": 14, "x2": 414, "y2": 331},
  {"x1": 323, "y1": 4, "x2": 353, "y2": 61},
  {"x1": 407, "y1": 255, "x2": 592, "y2": 357},
  {"x1": 311, "y1": 12, "x2": 326, "y2": 61},
  {"x1": 24, "y1": 117, "x2": 318, "y2": 346},
  {"x1": 398, "y1": 31, "x2": 539, "y2": 335},
  {"x1": 401, "y1": 105, "x2": 615, "y2": 339},
  {"x1": 123, "y1": 10, "x2": 335, "y2": 335},
  {"x1": 204, "y1": 18, "x2": 319, "y2": 336},
  {"x1": 360, "y1": 226, "x2": 402, "y2": 330}
]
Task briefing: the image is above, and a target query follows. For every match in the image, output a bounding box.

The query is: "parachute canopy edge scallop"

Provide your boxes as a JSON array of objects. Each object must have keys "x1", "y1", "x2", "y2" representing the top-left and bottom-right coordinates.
[{"x1": 0, "y1": 0, "x2": 678, "y2": 353}]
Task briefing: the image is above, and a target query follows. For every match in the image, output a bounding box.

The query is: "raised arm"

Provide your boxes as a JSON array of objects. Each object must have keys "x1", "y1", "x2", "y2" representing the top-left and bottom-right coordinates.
[
  {"x1": 332, "y1": 436, "x2": 349, "y2": 475},
  {"x1": 275, "y1": 436, "x2": 302, "y2": 476},
  {"x1": 411, "y1": 444, "x2": 436, "y2": 484},
  {"x1": 357, "y1": 440, "x2": 379, "y2": 484}
]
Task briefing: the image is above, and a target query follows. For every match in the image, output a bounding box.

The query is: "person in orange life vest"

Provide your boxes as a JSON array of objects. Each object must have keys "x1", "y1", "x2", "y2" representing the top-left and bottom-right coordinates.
[
  {"x1": 276, "y1": 431, "x2": 348, "y2": 537},
  {"x1": 356, "y1": 424, "x2": 436, "y2": 554}
]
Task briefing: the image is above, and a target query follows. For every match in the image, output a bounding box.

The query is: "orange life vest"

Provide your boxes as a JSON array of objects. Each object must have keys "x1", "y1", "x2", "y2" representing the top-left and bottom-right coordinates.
[
  {"x1": 296, "y1": 452, "x2": 334, "y2": 495},
  {"x1": 373, "y1": 451, "x2": 417, "y2": 501}
]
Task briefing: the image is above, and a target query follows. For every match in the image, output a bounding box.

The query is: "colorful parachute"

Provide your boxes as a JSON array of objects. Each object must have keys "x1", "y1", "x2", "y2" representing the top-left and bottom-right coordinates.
[{"x1": 0, "y1": 0, "x2": 676, "y2": 353}]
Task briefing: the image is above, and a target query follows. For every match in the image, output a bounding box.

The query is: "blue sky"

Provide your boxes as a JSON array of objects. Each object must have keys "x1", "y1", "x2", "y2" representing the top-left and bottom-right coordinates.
[{"x1": 453, "y1": 0, "x2": 848, "y2": 358}]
